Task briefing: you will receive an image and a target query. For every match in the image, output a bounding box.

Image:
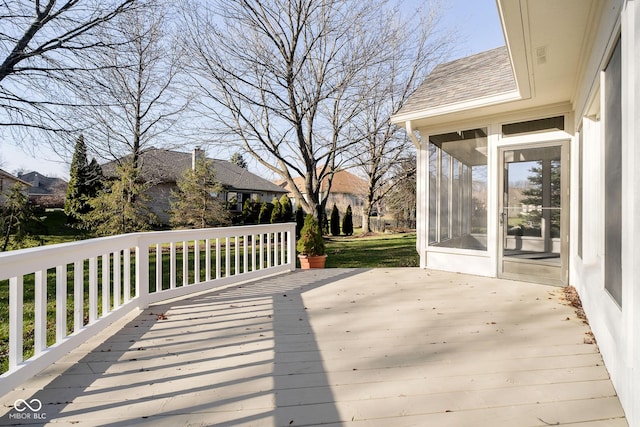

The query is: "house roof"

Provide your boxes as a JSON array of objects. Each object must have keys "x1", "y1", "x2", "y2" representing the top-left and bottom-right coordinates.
[
  {"x1": 0, "y1": 168, "x2": 31, "y2": 187},
  {"x1": 102, "y1": 148, "x2": 287, "y2": 194},
  {"x1": 18, "y1": 171, "x2": 68, "y2": 196},
  {"x1": 395, "y1": 47, "x2": 517, "y2": 118},
  {"x1": 391, "y1": 0, "x2": 601, "y2": 128},
  {"x1": 277, "y1": 169, "x2": 368, "y2": 196}
]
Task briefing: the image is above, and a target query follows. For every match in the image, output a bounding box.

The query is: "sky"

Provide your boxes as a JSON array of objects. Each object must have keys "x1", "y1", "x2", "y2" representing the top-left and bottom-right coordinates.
[{"x1": 0, "y1": 0, "x2": 505, "y2": 180}]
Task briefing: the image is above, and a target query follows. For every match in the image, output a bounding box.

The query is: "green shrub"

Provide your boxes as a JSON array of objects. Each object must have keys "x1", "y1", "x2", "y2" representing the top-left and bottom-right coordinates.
[
  {"x1": 342, "y1": 205, "x2": 354, "y2": 235},
  {"x1": 296, "y1": 214, "x2": 325, "y2": 256},
  {"x1": 330, "y1": 204, "x2": 340, "y2": 236}
]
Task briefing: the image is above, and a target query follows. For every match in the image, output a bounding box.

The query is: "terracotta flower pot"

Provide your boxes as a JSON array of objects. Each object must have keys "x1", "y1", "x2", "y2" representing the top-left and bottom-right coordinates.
[{"x1": 298, "y1": 254, "x2": 327, "y2": 269}]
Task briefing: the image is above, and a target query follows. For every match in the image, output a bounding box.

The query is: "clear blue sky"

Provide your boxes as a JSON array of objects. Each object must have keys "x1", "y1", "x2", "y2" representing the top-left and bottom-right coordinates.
[{"x1": 0, "y1": 0, "x2": 505, "y2": 179}]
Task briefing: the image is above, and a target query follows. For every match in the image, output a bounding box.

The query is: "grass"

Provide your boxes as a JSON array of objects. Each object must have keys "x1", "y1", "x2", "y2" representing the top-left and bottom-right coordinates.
[{"x1": 324, "y1": 232, "x2": 418, "y2": 268}]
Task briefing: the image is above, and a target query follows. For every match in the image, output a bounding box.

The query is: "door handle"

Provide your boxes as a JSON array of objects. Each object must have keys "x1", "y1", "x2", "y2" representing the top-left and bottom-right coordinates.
[{"x1": 499, "y1": 212, "x2": 506, "y2": 225}]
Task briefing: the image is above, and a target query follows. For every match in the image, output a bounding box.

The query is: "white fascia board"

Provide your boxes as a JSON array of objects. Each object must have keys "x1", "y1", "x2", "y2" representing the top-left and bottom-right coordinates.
[{"x1": 391, "y1": 90, "x2": 522, "y2": 125}]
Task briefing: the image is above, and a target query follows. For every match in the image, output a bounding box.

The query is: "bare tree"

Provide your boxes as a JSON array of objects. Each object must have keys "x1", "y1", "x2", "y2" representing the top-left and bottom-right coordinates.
[
  {"x1": 385, "y1": 154, "x2": 417, "y2": 228},
  {"x1": 79, "y1": 1, "x2": 190, "y2": 170},
  {"x1": 351, "y1": 4, "x2": 453, "y2": 232},
  {"x1": 183, "y1": 0, "x2": 389, "y2": 219},
  {"x1": 0, "y1": 0, "x2": 139, "y2": 136}
]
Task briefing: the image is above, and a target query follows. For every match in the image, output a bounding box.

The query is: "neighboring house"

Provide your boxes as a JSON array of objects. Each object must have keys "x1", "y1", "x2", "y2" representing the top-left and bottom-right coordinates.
[
  {"x1": 101, "y1": 148, "x2": 288, "y2": 224},
  {"x1": 391, "y1": 1, "x2": 640, "y2": 424},
  {"x1": 276, "y1": 169, "x2": 370, "y2": 226},
  {"x1": 18, "y1": 171, "x2": 68, "y2": 209},
  {"x1": 0, "y1": 168, "x2": 31, "y2": 202}
]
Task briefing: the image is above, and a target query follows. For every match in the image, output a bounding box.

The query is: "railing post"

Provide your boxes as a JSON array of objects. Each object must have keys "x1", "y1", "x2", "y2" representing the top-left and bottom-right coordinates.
[
  {"x1": 136, "y1": 241, "x2": 149, "y2": 310},
  {"x1": 9, "y1": 276, "x2": 24, "y2": 370},
  {"x1": 288, "y1": 223, "x2": 297, "y2": 270}
]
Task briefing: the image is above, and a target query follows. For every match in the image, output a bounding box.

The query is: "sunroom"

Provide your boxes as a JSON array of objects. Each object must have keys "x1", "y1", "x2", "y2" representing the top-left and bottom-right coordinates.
[{"x1": 392, "y1": 0, "x2": 640, "y2": 425}]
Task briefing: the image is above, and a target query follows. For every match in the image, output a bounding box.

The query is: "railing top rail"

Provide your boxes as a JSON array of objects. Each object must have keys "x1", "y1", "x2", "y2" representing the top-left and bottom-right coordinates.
[{"x1": 0, "y1": 223, "x2": 296, "y2": 281}]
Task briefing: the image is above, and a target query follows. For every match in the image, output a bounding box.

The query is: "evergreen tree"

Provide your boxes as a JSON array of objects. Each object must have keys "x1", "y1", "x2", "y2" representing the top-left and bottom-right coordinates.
[
  {"x1": 82, "y1": 160, "x2": 157, "y2": 236},
  {"x1": 242, "y1": 198, "x2": 259, "y2": 224},
  {"x1": 86, "y1": 158, "x2": 104, "y2": 198},
  {"x1": 270, "y1": 197, "x2": 283, "y2": 223},
  {"x1": 519, "y1": 161, "x2": 561, "y2": 236},
  {"x1": 170, "y1": 157, "x2": 230, "y2": 228},
  {"x1": 65, "y1": 135, "x2": 93, "y2": 223},
  {"x1": 342, "y1": 204, "x2": 354, "y2": 236},
  {"x1": 295, "y1": 204, "x2": 305, "y2": 238},
  {"x1": 330, "y1": 203, "x2": 341, "y2": 236},
  {"x1": 230, "y1": 152, "x2": 248, "y2": 169},
  {"x1": 279, "y1": 194, "x2": 293, "y2": 221},
  {"x1": 1, "y1": 184, "x2": 41, "y2": 251},
  {"x1": 258, "y1": 202, "x2": 274, "y2": 224},
  {"x1": 321, "y1": 209, "x2": 329, "y2": 235}
]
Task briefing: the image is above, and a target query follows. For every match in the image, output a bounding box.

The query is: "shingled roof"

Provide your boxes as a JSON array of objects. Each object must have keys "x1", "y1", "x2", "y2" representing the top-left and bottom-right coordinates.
[
  {"x1": 276, "y1": 169, "x2": 368, "y2": 196},
  {"x1": 102, "y1": 148, "x2": 286, "y2": 194},
  {"x1": 18, "y1": 171, "x2": 67, "y2": 197},
  {"x1": 396, "y1": 46, "x2": 516, "y2": 117}
]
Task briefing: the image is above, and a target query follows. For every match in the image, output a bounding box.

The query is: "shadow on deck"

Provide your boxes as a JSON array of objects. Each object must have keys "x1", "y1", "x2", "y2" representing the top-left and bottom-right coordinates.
[{"x1": 0, "y1": 268, "x2": 628, "y2": 426}]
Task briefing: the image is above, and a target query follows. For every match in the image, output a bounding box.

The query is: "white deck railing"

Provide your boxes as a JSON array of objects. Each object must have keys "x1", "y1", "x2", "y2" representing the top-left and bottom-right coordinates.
[{"x1": 0, "y1": 223, "x2": 296, "y2": 396}]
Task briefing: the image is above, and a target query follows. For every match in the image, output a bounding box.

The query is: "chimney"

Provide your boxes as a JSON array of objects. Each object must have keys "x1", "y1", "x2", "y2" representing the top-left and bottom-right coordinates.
[{"x1": 192, "y1": 147, "x2": 204, "y2": 170}]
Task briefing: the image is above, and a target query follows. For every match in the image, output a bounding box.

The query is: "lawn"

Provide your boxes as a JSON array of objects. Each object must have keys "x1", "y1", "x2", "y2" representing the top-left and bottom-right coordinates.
[{"x1": 324, "y1": 232, "x2": 418, "y2": 268}]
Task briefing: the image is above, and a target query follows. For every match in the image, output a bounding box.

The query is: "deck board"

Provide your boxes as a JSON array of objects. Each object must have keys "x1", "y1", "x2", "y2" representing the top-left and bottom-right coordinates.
[{"x1": 0, "y1": 268, "x2": 627, "y2": 426}]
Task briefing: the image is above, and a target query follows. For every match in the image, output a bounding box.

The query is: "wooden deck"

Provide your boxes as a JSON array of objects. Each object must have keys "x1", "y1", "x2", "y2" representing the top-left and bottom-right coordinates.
[{"x1": 0, "y1": 268, "x2": 628, "y2": 426}]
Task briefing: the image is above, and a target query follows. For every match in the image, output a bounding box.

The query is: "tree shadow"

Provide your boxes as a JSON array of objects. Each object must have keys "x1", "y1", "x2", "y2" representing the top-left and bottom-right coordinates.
[{"x1": 0, "y1": 269, "x2": 364, "y2": 426}]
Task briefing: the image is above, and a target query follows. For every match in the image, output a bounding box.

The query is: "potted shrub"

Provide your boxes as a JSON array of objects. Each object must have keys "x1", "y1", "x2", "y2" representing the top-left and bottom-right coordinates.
[{"x1": 297, "y1": 214, "x2": 327, "y2": 269}]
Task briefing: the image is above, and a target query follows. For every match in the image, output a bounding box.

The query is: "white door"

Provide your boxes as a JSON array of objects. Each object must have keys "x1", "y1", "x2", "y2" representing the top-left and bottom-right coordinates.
[{"x1": 498, "y1": 141, "x2": 569, "y2": 285}]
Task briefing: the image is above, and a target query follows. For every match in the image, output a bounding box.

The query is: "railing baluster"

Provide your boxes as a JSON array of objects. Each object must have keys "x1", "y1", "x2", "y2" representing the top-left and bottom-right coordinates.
[
  {"x1": 73, "y1": 261, "x2": 83, "y2": 332},
  {"x1": 170, "y1": 242, "x2": 176, "y2": 289},
  {"x1": 252, "y1": 234, "x2": 257, "y2": 271},
  {"x1": 102, "y1": 254, "x2": 110, "y2": 316},
  {"x1": 259, "y1": 234, "x2": 264, "y2": 270},
  {"x1": 225, "y1": 237, "x2": 230, "y2": 277},
  {"x1": 9, "y1": 276, "x2": 24, "y2": 370},
  {"x1": 183, "y1": 240, "x2": 188, "y2": 287},
  {"x1": 155, "y1": 243, "x2": 162, "y2": 292},
  {"x1": 56, "y1": 265, "x2": 66, "y2": 341},
  {"x1": 205, "y1": 238, "x2": 211, "y2": 281},
  {"x1": 34, "y1": 270, "x2": 47, "y2": 353},
  {"x1": 89, "y1": 257, "x2": 98, "y2": 322},
  {"x1": 123, "y1": 248, "x2": 131, "y2": 302},
  {"x1": 280, "y1": 231, "x2": 286, "y2": 266},
  {"x1": 267, "y1": 232, "x2": 272, "y2": 267},
  {"x1": 194, "y1": 239, "x2": 201, "y2": 283},
  {"x1": 234, "y1": 236, "x2": 240, "y2": 275},
  {"x1": 243, "y1": 234, "x2": 249, "y2": 273},
  {"x1": 113, "y1": 251, "x2": 121, "y2": 308},
  {"x1": 215, "y1": 238, "x2": 221, "y2": 279}
]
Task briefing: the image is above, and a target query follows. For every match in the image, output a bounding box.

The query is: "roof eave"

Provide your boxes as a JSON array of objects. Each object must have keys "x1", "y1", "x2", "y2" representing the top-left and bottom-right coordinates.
[{"x1": 391, "y1": 90, "x2": 522, "y2": 126}]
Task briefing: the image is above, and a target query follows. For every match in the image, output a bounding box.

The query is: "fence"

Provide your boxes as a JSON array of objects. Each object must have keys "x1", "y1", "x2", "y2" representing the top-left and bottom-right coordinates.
[{"x1": 0, "y1": 223, "x2": 296, "y2": 396}]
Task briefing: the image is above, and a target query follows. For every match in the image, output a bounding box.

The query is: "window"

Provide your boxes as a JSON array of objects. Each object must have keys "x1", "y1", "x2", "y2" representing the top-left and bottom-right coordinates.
[
  {"x1": 428, "y1": 128, "x2": 488, "y2": 250},
  {"x1": 502, "y1": 116, "x2": 565, "y2": 136},
  {"x1": 604, "y1": 37, "x2": 622, "y2": 305}
]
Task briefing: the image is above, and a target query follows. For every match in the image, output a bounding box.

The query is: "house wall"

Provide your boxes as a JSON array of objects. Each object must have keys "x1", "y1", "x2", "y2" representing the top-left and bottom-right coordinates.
[
  {"x1": 568, "y1": 1, "x2": 639, "y2": 424},
  {"x1": 414, "y1": 1, "x2": 639, "y2": 423},
  {"x1": 146, "y1": 183, "x2": 173, "y2": 224}
]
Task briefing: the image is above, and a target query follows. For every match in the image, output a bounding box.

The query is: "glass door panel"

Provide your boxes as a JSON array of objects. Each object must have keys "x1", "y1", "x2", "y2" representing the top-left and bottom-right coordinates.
[{"x1": 499, "y1": 143, "x2": 568, "y2": 285}]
